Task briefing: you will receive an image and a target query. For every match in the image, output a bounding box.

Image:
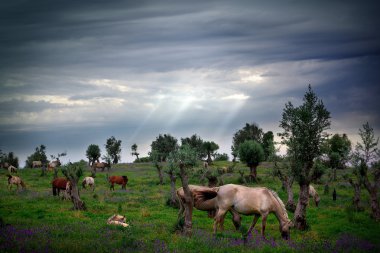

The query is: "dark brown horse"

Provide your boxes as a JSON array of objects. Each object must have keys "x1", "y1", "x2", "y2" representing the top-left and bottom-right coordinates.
[
  {"x1": 108, "y1": 175, "x2": 128, "y2": 190},
  {"x1": 52, "y1": 177, "x2": 69, "y2": 196}
]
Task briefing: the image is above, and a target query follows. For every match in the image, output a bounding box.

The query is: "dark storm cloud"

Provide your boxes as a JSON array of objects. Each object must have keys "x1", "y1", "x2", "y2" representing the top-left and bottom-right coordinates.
[{"x1": 1, "y1": 0, "x2": 380, "y2": 164}]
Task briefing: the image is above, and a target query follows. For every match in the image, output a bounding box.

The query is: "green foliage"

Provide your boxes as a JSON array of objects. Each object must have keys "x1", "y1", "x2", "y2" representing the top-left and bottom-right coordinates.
[
  {"x1": 25, "y1": 145, "x2": 48, "y2": 168},
  {"x1": 238, "y1": 140, "x2": 264, "y2": 168},
  {"x1": 151, "y1": 134, "x2": 178, "y2": 162},
  {"x1": 202, "y1": 141, "x2": 219, "y2": 164},
  {"x1": 177, "y1": 144, "x2": 199, "y2": 168},
  {"x1": 279, "y1": 85, "x2": 331, "y2": 183},
  {"x1": 325, "y1": 133, "x2": 352, "y2": 170},
  {"x1": 262, "y1": 131, "x2": 276, "y2": 161},
  {"x1": 86, "y1": 144, "x2": 101, "y2": 165},
  {"x1": 354, "y1": 122, "x2": 379, "y2": 164},
  {"x1": 105, "y1": 136, "x2": 122, "y2": 164},
  {"x1": 134, "y1": 156, "x2": 151, "y2": 163},
  {"x1": 311, "y1": 159, "x2": 327, "y2": 183},
  {"x1": 61, "y1": 162, "x2": 84, "y2": 181},
  {"x1": 181, "y1": 134, "x2": 206, "y2": 159},
  {"x1": 131, "y1": 143, "x2": 140, "y2": 160},
  {"x1": 214, "y1": 153, "x2": 229, "y2": 161},
  {"x1": 0, "y1": 151, "x2": 19, "y2": 168},
  {"x1": 232, "y1": 123, "x2": 263, "y2": 157}
]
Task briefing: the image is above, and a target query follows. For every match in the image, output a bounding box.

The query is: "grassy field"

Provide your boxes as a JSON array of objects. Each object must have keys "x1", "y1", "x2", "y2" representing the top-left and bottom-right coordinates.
[{"x1": 1, "y1": 161, "x2": 379, "y2": 252}]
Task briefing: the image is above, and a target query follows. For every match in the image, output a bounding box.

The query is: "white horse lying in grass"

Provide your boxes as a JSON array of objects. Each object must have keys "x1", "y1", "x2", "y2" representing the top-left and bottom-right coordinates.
[{"x1": 194, "y1": 184, "x2": 293, "y2": 240}]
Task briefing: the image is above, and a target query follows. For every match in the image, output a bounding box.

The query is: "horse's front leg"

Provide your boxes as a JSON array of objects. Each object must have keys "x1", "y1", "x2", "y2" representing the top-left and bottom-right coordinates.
[
  {"x1": 247, "y1": 214, "x2": 260, "y2": 235},
  {"x1": 261, "y1": 213, "x2": 268, "y2": 239}
]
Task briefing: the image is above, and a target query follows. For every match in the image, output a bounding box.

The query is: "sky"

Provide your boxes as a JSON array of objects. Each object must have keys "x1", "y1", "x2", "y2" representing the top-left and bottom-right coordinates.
[{"x1": 1, "y1": 0, "x2": 379, "y2": 166}]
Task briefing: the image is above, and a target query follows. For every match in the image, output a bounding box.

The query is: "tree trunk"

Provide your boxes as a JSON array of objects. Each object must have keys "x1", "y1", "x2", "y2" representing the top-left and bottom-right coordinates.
[
  {"x1": 179, "y1": 163, "x2": 193, "y2": 236},
  {"x1": 348, "y1": 179, "x2": 361, "y2": 211},
  {"x1": 69, "y1": 181, "x2": 86, "y2": 211},
  {"x1": 333, "y1": 168, "x2": 337, "y2": 181},
  {"x1": 156, "y1": 164, "x2": 164, "y2": 185},
  {"x1": 285, "y1": 178, "x2": 296, "y2": 212},
  {"x1": 207, "y1": 152, "x2": 212, "y2": 165},
  {"x1": 249, "y1": 165, "x2": 257, "y2": 182},
  {"x1": 169, "y1": 172, "x2": 177, "y2": 207},
  {"x1": 363, "y1": 178, "x2": 380, "y2": 221},
  {"x1": 294, "y1": 183, "x2": 309, "y2": 230}
]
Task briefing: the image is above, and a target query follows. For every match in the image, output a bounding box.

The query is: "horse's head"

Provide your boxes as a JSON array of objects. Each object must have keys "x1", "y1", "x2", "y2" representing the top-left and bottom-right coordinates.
[{"x1": 280, "y1": 220, "x2": 293, "y2": 240}]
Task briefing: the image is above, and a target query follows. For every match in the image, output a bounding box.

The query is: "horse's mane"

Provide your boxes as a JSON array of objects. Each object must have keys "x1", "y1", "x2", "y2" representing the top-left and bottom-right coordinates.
[{"x1": 268, "y1": 189, "x2": 289, "y2": 220}]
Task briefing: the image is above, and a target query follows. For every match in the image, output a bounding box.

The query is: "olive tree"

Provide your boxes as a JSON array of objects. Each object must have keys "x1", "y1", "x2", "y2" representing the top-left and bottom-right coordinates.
[
  {"x1": 105, "y1": 136, "x2": 122, "y2": 164},
  {"x1": 279, "y1": 85, "x2": 330, "y2": 230},
  {"x1": 86, "y1": 144, "x2": 101, "y2": 166},
  {"x1": 61, "y1": 163, "x2": 86, "y2": 211},
  {"x1": 202, "y1": 141, "x2": 219, "y2": 165},
  {"x1": 238, "y1": 140, "x2": 264, "y2": 182},
  {"x1": 352, "y1": 122, "x2": 380, "y2": 220},
  {"x1": 176, "y1": 144, "x2": 199, "y2": 236}
]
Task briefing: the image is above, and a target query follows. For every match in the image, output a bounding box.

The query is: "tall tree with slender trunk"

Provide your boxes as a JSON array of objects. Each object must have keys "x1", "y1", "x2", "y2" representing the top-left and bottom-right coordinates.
[
  {"x1": 352, "y1": 122, "x2": 380, "y2": 220},
  {"x1": 279, "y1": 85, "x2": 330, "y2": 230}
]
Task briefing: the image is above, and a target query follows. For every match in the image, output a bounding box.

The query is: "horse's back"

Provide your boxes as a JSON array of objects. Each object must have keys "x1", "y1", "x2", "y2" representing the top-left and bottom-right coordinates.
[{"x1": 218, "y1": 184, "x2": 273, "y2": 215}]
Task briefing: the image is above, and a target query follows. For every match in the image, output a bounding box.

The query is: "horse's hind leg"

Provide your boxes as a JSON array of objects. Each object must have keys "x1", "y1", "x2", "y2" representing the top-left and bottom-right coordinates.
[
  {"x1": 213, "y1": 209, "x2": 227, "y2": 234},
  {"x1": 247, "y1": 214, "x2": 260, "y2": 235},
  {"x1": 261, "y1": 213, "x2": 268, "y2": 238}
]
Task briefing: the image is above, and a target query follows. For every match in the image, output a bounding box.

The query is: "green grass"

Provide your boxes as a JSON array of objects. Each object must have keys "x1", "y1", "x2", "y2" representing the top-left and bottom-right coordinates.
[{"x1": 1, "y1": 161, "x2": 379, "y2": 252}]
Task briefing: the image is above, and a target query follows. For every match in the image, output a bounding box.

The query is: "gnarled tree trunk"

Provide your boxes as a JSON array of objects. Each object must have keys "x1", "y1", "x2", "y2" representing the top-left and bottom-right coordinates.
[
  {"x1": 69, "y1": 181, "x2": 86, "y2": 211},
  {"x1": 155, "y1": 164, "x2": 164, "y2": 185},
  {"x1": 179, "y1": 163, "x2": 193, "y2": 236},
  {"x1": 363, "y1": 176, "x2": 380, "y2": 221},
  {"x1": 348, "y1": 179, "x2": 361, "y2": 211},
  {"x1": 294, "y1": 183, "x2": 310, "y2": 230},
  {"x1": 284, "y1": 177, "x2": 296, "y2": 212}
]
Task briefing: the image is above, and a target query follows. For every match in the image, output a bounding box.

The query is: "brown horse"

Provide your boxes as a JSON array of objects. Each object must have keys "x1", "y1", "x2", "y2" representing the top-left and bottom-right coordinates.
[
  {"x1": 93, "y1": 162, "x2": 110, "y2": 172},
  {"x1": 52, "y1": 177, "x2": 69, "y2": 196},
  {"x1": 176, "y1": 185, "x2": 241, "y2": 230},
  {"x1": 7, "y1": 175, "x2": 26, "y2": 191},
  {"x1": 108, "y1": 175, "x2": 128, "y2": 190},
  {"x1": 195, "y1": 184, "x2": 293, "y2": 240}
]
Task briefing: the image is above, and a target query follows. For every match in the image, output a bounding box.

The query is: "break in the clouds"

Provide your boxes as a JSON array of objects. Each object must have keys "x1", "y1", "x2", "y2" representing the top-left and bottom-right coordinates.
[{"x1": 1, "y1": 0, "x2": 379, "y2": 165}]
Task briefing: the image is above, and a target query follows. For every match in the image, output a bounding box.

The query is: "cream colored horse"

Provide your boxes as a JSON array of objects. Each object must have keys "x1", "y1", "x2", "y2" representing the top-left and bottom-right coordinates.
[
  {"x1": 8, "y1": 165, "x2": 17, "y2": 173},
  {"x1": 196, "y1": 184, "x2": 293, "y2": 240},
  {"x1": 82, "y1": 177, "x2": 95, "y2": 191},
  {"x1": 309, "y1": 185, "x2": 320, "y2": 207},
  {"x1": 7, "y1": 175, "x2": 26, "y2": 191},
  {"x1": 176, "y1": 185, "x2": 241, "y2": 230}
]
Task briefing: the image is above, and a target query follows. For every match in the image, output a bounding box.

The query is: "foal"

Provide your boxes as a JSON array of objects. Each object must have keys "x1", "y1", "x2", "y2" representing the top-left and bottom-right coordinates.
[{"x1": 7, "y1": 175, "x2": 26, "y2": 191}]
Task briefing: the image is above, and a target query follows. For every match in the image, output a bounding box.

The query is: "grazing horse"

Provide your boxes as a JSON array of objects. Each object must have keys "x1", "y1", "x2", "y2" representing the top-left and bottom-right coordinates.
[
  {"x1": 48, "y1": 159, "x2": 61, "y2": 171},
  {"x1": 309, "y1": 185, "x2": 320, "y2": 207},
  {"x1": 52, "y1": 177, "x2": 69, "y2": 196},
  {"x1": 8, "y1": 165, "x2": 17, "y2": 173},
  {"x1": 108, "y1": 175, "x2": 128, "y2": 190},
  {"x1": 32, "y1": 161, "x2": 42, "y2": 168},
  {"x1": 176, "y1": 185, "x2": 241, "y2": 230},
  {"x1": 1, "y1": 162, "x2": 10, "y2": 169},
  {"x1": 92, "y1": 162, "x2": 110, "y2": 172},
  {"x1": 195, "y1": 184, "x2": 293, "y2": 240},
  {"x1": 7, "y1": 175, "x2": 26, "y2": 191},
  {"x1": 82, "y1": 177, "x2": 95, "y2": 191}
]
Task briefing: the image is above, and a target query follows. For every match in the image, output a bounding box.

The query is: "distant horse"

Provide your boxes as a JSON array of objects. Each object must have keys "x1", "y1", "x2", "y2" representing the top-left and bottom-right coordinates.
[
  {"x1": 1, "y1": 162, "x2": 10, "y2": 170},
  {"x1": 92, "y1": 162, "x2": 110, "y2": 172},
  {"x1": 176, "y1": 185, "x2": 241, "y2": 230},
  {"x1": 7, "y1": 175, "x2": 26, "y2": 191},
  {"x1": 309, "y1": 185, "x2": 320, "y2": 207},
  {"x1": 8, "y1": 165, "x2": 17, "y2": 173},
  {"x1": 82, "y1": 177, "x2": 95, "y2": 191},
  {"x1": 48, "y1": 159, "x2": 61, "y2": 172},
  {"x1": 195, "y1": 184, "x2": 293, "y2": 240},
  {"x1": 108, "y1": 175, "x2": 128, "y2": 190},
  {"x1": 32, "y1": 161, "x2": 42, "y2": 168},
  {"x1": 52, "y1": 177, "x2": 69, "y2": 196}
]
